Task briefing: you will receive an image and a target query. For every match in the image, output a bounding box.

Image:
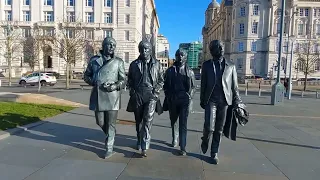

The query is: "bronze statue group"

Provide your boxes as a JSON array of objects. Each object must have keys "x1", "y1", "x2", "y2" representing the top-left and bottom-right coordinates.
[{"x1": 84, "y1": 37, "x2": 249, "y2": 165}]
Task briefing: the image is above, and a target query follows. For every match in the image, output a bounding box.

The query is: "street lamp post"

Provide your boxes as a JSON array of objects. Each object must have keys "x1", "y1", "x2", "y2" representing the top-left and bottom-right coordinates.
[
  {"x1": 271, "y1": 0, "x2": 286, "y2": 105},
  {"x1": 288, "y1": 37, "x2": 295, "y2": 99}
]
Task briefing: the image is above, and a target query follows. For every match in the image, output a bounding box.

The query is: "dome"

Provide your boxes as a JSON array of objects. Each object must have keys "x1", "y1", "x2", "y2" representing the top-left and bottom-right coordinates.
[{"x1": 207, "y1": 1, "x2": 220, "y2": 9}]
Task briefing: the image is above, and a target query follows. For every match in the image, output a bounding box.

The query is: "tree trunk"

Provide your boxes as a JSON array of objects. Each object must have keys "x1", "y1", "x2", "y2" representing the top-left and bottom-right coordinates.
[
  {"x1": 303, "y1": 73, "x2": 308, "y2": 91},
  {"x1": 66, "y1": 63, "x2": 70, "y2": 89},
  {"x1": 37, "y1": 60, "x2": 41, "y2": 92},
  {"x1": 8, "y1": 57, "x2": 12, "y2": 86}
]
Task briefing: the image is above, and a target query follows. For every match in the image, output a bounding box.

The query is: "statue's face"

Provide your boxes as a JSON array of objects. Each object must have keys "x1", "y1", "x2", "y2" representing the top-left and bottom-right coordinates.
[
  {"x1": 103, "y1": 40, "x2": 116, "y2": 56},
  {"x1": 139, "y1": 42, "x2": 152, "y2": 60},
  {"x1": 210, "y1": 40, "x2": 224, "y2": 59},
  {"x1": 175, "y1": 49, "x2": 187, "y2": 64}
]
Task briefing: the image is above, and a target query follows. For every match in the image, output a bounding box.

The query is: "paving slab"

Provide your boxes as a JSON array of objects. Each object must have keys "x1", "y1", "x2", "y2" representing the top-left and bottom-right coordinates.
[{"x1": 24, "y1": 159, "x2": 126, "y2": 180}]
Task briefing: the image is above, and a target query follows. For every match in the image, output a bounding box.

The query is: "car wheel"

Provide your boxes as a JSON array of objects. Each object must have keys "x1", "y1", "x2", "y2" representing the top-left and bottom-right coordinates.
[
  {"x1": 20, "y1": 80, "x2": 26, "y2": 87},
  {"x1": 40, "y1": 80, "x2": 47, "y2": 86}
]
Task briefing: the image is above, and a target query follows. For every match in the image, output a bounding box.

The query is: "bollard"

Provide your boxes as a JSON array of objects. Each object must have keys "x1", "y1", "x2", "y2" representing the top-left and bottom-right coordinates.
[
  {"x1": 316, "y1": 91, "x2": 319, "y2": 99},
  {"x1": 301, "y1": 91, "x2": 304, "y2": 98},
  {"x1": 258, "y1": 88, "x2": 261, "y2": 97},
  {"x1": 245, "y1": 88, "x2": 248, "y2": 96}
]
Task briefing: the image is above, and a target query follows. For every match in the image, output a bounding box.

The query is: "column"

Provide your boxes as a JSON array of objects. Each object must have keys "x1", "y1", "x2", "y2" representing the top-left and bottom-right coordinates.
[{"x1": 270, "y1": 5, "x2": 275, "y2": 36}]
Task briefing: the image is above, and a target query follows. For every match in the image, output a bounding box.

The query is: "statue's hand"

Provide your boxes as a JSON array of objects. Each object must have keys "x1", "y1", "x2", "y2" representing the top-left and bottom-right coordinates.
[
  {"x1": 104, "y1": 83, "x2": 117, "y2": 92},
  {"x1": 235, "y1": 108, "x2": 245, "y2": 117}
]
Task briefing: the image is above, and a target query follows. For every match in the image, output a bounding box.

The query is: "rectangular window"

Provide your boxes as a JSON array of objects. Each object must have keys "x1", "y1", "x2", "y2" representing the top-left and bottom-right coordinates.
[
  {"x1": 252, "y1": 22, "x2": 258, "y2": 34},
  {"x1": 250, "y1": 58, "x2": 255, "y2": 69},
  {"x1": 125, "y1": 0, "x2": 130, "y2": 7},
  {"x1": 44, "y1": 11, "x2": 54, "y2": 21},
  {"x1": 5, "y1": 11, "x2": 12, "y2": 21},
  {"x1": 125, "y1": 14, "x2": 130, "y2": 24},
  {"x1": 314, "y1": 9, "x2": 317, "y2": 16},
  {"x1": 86, "y1": 30, "x2": 94, "y2": 39},
  {"x1": 5, "y1": 0, "x2": 12, "y2": 5},
  {"x1": 251, "y1": 42, "x2": 257, "y2": 52},
  {"x1": 43, "y1": 28, "x2": 54, "y2": 36},
  {"x1": 44, "y1": 0, "x2": 53, "y2": 6},
  {"x1": 277, "y1": 23, "x2": 281, "y2": 34},
  {"x1": 23, "y1": 11, "x2": 31, "y2": 21},
  {"x1": 305, "y1": 8, "x2": 309, "y2": 16},
  {"x1": 23, "y1": 0, "x2": 30, "y2": 5},
  {"x1": 124, "y1": 52, "x2": 129, "y2": 63},
  {"x1": 317, "y1": 24, "x2": 320, "y2": 35},
  {"x1": 67, "y1": 0, "x2": 74, "y2": 6},
  {"x1": 86, "y1": 0, "x2": 93, "y2": 6},
  {"x1": 237, "y1": 58, "x2": 243, "y2": 69},
  {"x1": 240, "y1": 7, "x2": 245, "y2": 16},
  {"x1": 253, "y1": 5, "x2": 259, "y2": 15},
  {"x1": 238, "y1": 42, "x2": 244, "y2": 52},
  {"x1": 299, "y1": 8, "x2": 304, "y2": 16},
  {"x1": 104, "y1": 13, "x2": 112, "y2": 23},
  {"x1": 66, "y1": 29, "x2": 74, "y2": 38},
  {"x1": 22, "y1": 28, "x2": 31, "y2": 37},
  {"x1": 125, "y1": 30, "x2": 130, "y2": 41},
  {"x1": 239, "y1": 23, "x2": 244, "y2": 35},
  {"x1": 298, "y1": 24, "x2": 303, "y2": 35},
  {"x1": 103, "y1": 30, "x2": 112, "y2": 37},
  {"x1": 105, "y1": 0, "x2": 112, "y2": 7},
  {"x1": 67, "y1": 12, "x2": 75, "y2": 22},
  {"x1": 85, "y1": 12, "x2": 94, "y2": 23}
]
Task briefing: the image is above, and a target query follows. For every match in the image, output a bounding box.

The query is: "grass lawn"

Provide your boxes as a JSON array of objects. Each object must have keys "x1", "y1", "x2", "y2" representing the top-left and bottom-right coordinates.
[{"x1": 0, "y1": 102, "x2": 75, "y2": 131}]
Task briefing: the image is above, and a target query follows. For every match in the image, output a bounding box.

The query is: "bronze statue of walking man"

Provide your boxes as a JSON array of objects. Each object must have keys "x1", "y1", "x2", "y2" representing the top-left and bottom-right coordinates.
[
  {"x1": 163, "y1": 49, "x2": 195, "y2": 155},
  {"x1": 84, "y1": 37, "x2": 126, "y2": 159},
  {"x1": 200, "y1": 40, "x2": 244, "y2": 164},
  {"x1": 126, "y1": 40, "x2": 164, "y2": 157}
]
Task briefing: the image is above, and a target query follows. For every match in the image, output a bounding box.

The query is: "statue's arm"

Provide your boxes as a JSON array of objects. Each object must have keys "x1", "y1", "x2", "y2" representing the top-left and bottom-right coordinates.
[
  {"x1": 154, "y1": 62, "x2": 164, "y2": 97},
  {"x1": 232, "y1": 65, "x2": 243, "y2": 106},
  {"x1": 189, "y1": 69, "x2": 196, "y2": 99},
  {"x1": 163, "y1": 69, "x2": 169, "y2": 97},
  {"x1": 115, "y1": 59, "x2": 126, "y2": 90},
  {"x1": 84, "y1": 60, "x2": 94, "y2": 86},
  {"x1": 200, "y1": 63, "x2": 207, "y2": 105},
  {"x1": 127, "y1": 62, "x2": 135, "y2": 96}
]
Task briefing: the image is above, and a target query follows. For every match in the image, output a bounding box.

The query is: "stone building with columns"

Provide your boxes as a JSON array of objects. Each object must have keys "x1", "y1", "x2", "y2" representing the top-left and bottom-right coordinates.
[
  {"x1": 0, "y1": 0, "x2": 159, "y2": 77},
  {"x1": 203, "y1": 0, "x2": 320, "y2": 79}
]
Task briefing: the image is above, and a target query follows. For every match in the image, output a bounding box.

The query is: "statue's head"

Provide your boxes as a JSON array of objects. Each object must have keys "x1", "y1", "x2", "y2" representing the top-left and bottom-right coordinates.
[
  {"x1": 138, "y1": 40, "x2": 152, "y2": 60},
  {"x1": 102, "y1": 37, "x2": 117, "y2": 56},
  {"x1": 209, "y1": 40, "x2": 224, "y2": 60},
  {"x1": 175, "y1": 48, "x2": 187, "y2": 64}
]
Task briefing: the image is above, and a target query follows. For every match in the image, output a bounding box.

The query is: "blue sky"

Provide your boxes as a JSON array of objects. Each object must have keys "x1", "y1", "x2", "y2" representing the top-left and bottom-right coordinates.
[{"x1": 156, "y1": 0, "x2": 220, "y2": 57}]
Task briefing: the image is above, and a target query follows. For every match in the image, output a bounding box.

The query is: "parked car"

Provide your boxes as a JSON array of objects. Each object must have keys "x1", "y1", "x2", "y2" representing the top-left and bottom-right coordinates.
[{"x1": 19, "y1": 72, "x2": 57, "y2": 86}]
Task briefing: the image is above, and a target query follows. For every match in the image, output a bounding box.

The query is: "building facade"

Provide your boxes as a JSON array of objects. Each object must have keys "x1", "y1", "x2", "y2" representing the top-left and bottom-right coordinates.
[
  {"x1": 0, "y1": 0, "x2": 160, "y2": 77},
  {"x1": 156, "y1": 34, "x2": 169, "y2": 58},
  {"x1": 179, "y1": 41, "x2": 203, "y2": 69},
  {"x1": 203, "y1": 0, "x2": 320, "y2": 79}
]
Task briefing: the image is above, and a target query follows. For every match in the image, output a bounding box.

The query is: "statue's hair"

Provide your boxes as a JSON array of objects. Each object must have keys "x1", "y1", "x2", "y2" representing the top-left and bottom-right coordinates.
[
  {"x1": 209, "y1": 40, "x2": 224, "y2": 50},
  {"x1": 175, "y1": 48, "x2": 187, "y2": 56},
  {"x1": 102, "y1": 37, "x2": 117, "y2": 48},
  {"x1": 138, "y1": 40, "x2": 152, "y2": 51}
]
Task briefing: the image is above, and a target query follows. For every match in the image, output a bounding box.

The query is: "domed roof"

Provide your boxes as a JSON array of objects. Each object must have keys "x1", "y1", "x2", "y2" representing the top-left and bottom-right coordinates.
[{"x1": 207, "y1": 1, "x2": 220, "y2": 9}]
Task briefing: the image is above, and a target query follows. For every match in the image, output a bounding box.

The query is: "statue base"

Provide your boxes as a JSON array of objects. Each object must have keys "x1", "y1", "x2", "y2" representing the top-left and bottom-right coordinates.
[{"x1": 271, "y1": 81, "x2": 285, "y2": 105}]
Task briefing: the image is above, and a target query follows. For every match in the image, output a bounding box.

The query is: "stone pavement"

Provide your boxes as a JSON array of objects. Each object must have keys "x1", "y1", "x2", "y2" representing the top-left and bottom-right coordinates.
[{"x1": 0, "y1": 92, "x2": 320, "y2": 180}]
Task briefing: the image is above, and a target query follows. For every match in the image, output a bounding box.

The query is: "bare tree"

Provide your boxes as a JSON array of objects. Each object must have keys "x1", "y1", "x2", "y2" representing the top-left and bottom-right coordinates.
[
  {"x1": 0, "y1": 21, "x2": 23, "y2": 86},
  {"x1": 22, "y1": 26, "x2": 46, "y2": 91},
  {"x1": 43, "y1": 19, "x2": 87, "y2": 89},
  {"x1": 295, "y1": 36, "x2": 320, "y2": 91}
]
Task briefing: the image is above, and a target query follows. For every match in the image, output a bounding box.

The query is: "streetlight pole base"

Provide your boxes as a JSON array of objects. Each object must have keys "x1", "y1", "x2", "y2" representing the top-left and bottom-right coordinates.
[{"x1": 271, "y1": 81, "x2": 285, "y2": 105}]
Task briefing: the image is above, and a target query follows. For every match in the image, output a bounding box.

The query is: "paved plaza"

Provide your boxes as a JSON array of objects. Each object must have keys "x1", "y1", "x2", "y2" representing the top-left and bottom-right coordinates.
[{"x1": 0, "y1": 88, "x2": 320, "y2": 180}]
